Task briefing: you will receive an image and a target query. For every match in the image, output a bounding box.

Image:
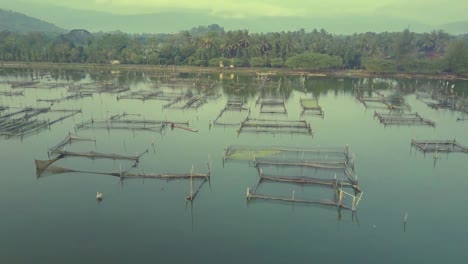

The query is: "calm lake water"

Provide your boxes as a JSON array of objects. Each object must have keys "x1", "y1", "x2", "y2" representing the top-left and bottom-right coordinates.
[{"x1": 0, "y1": 68, "x2": 467, "y2": 264}]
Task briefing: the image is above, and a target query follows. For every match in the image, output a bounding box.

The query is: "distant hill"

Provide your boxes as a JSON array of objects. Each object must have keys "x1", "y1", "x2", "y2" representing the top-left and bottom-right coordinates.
[
  {"x1": 2, "y1": 3, "x2": 468, "y2": 35},
  {"x1": 437, "y1": 21, "x2": 468, "y2": 35},
  {"x1": 0, "y1": 8, "x2": 66, "y2": 34}
]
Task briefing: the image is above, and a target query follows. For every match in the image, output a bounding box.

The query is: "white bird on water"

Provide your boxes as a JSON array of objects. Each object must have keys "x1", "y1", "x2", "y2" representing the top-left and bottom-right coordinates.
[{"x1": 96, "y1": 192, "x2": 103, "y2": 201}]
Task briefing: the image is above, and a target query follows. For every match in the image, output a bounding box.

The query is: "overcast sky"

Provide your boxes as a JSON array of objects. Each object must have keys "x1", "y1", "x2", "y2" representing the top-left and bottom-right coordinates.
[{"x1": 3, "y1": 0, "x2": 466, "y2": 24}]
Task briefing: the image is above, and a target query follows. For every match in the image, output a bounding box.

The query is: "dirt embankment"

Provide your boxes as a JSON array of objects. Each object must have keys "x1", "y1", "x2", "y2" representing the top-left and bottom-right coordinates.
[{"x1": 1, "y1": 61, "x2": 467, "y2": 80}]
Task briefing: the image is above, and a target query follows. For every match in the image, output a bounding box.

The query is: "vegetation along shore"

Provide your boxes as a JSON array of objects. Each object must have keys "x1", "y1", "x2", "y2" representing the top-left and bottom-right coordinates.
[{"x1": 1, "y1": 24, "x2": 467, "y2": 77}]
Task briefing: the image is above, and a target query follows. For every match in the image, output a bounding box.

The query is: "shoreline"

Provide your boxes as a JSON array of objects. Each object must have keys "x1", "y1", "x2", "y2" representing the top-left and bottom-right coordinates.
[{"x1": 1, "y1": 61, "x2": 467, "y2": 81}]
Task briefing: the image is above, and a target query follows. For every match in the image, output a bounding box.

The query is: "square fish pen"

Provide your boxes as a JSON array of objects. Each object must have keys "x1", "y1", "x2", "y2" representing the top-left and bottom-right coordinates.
[
  {"x1": 247, "y1": 176, "x2": 362, "y2": 211},
  {"x1": 223, "y1": 145, "x2": 354, "y2": 168},
  {"x1": 358, "y1": 96, "x2": 410, "y2": 110},
  {"x1": 259, "y1": 98, "x2": 287, "y2": 115},
  {"x1": 0, "y1": 107, "x2": 81, "y2": 137},
  {"x1": 163, "y1": 96, "x2": 208, "y2": 110},
  {"x1": 75, "y1": 115, "x2": 190, "y2": 134},
  {"x1": 300, "y1": 98, "x2": 324, "y2": 117},
  {"x1": 411, "y1": 139, "x2": 468, "y2": 154},
  {"x1": 212, "y1": 100, "x2": 250, "y2": 126},
  {"x1": 255, "y1": 161, "x2": 359, "y2": 191},
  {"x1": 374, "y1": 112, "x2": 435, "y2": 127},
  {"x1": 35, "y1": 134, "x2": 210, "y2": 202},
  {"x1": 237, "y1": 117, "x2": 313, "y2": 135}
]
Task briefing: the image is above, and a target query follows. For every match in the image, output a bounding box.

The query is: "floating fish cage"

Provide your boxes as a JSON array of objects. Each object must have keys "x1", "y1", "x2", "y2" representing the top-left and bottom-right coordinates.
[
  {"x1": 411, "y1": 139, "x2": 468, "y2": 154},
  {"x1": 223, "y1": 145, "x2": 354, "y2": 166},
  {"x1": 163, "y1": 95, "x2": 207, "y2": 110},
  {"x1": 224, "y1": 144, "x2": 363, "y2": 211},
  {"x1": 259, "y1": 99, "x2": 287, "y2": 115},
  {"x1": 48, "y1": 133, "x2": 96, "y2": 154},
  {"x1": 0, "y1": 107, "x2": 81, "y2": 137},
  {"x1": 68, "y1": 82, "x2": 129, "y2": 94},
  {"x1": 117, "y1": 90, "x2": 186, "y2": 101},
  {"x1": 35, "y1": 134, "x2": 210, "y2": 202},
  {"x1": 247, "y1": 176, "x2": 362, "y2": 211},
  {"x1": 358, "y1": 95, "x2": 410, "y2": 110},
  {"x1": 237, "y1": 117, "x2": 313, "y2": 135},
  {"x1": 300, "y1": 98, "x2": 324, "y2": 117},
  {"x1": 374, "y1": 112, "x2": 435, "y2": 126},
  {"x1": 255, "y1": 162, "x2": 359, "y2": 191},
  {"x1": 9, "y1": 81, "x2": 39, "y2": 88},
  {"x1": 37, "y1": 92, "x2": 93, "y2": 103},
  {"x1": 0, "y1": 91, "x2": 24, "y2": 97},
  {"x1": 212, "y1": 102, "x2": 250, "y2": 126}
]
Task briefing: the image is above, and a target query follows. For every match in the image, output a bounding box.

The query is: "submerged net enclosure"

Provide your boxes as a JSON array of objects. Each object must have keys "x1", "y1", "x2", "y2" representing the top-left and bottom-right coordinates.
[
  {"x1": 35, "y1": 129, "x2": 209, "y2": 201},
  {"x1": 212, "y1": 102, "x2": 250, "y2": 126},
  {"x1": 75, "y1": 115, "x2": 190, "y2": 133},
  {"x1": 223, "y1": 145, "x2": 354, "y2": 166},
  {"x1": 411, "y1": 139, "x2": 468, "y2": 153},
  {"x1": 258, "y1": 97, "x2": 287, "y2": 114},
  {"x1": 68, "y1": 82, "x2": 129, "y2": 94},
  {"x1": 224, "y1": 144, "x2": 363, "y2": 211},
  {"x1": 255, "y1": 162, "x2": 359, "y2": 191},
  {"x1": 37, "y1": 92, "x2": 93, "y2": 103},
  {"x1": 117, "y1": 90, "x2": 184, "y2": 101},
  {"x1": 35, "y1": 160, "x2": 210, "y2": 202},
  {"x1": 247, "y1": 177, "x2": 362, "y2": 211},
  {"x1": 300, "y1": 98, "x2": 324, "y2": 117},
  {"x1": 0, "y1": 91, "x2": 24, "y2": 96},
  {"x1": 237, "y1": 117, "x2": 313, "y2": 135},
  {"x1": 374, "y1": 111, "x2": 435, "y2": 126},
  {"x1": 0, "y1": 107, "x2": 81, "y2": 137},
  {"x1": 163, "y1": 95, "x2": 207, "y2": 110},
  {"x1": 48, "y1": 133, "x2": 96, "y2": 154}
]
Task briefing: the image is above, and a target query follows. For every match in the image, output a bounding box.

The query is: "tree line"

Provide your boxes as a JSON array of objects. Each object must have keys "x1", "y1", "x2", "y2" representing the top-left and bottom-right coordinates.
[{"x1": 1, "y1": 24, "x2": 467, "y2": 74}]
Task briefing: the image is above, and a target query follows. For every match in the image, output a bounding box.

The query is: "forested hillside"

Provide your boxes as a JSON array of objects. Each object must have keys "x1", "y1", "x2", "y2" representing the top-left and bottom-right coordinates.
[{"x1": 1, "y1": 24, "x2": 467, "y2": 75}]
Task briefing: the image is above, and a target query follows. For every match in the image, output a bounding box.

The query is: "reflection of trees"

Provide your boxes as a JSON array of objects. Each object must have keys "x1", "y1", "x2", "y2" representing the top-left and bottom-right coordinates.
[{"x1": 1, "y1": 69, "x2": 466, "y2": 100}]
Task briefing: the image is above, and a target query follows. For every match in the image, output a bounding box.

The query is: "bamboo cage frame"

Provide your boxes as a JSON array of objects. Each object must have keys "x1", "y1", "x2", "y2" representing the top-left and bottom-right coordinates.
[
  {"x1": 374, "y1": 111, "x2": 435, "y2": 126},
  {"x1": 300, "y1": 98, "x2": 324, "y2": 117},
  {"x1": 37, "y1": 92, "x2": 93, "y2": 103},
  {"x1": 223, "y1": 145, "x2": 353, "y2": 164},
  {"x1": 255, "y1": 162, "x2": 360, "y2": 192},
  {"x1": 162, "y1": 95, "x2": 208, "y2": 110},
  {"x1": 246, "y1": 171, "x2": 363, "y2": 211},
  {"x1": 0, "y1": 91, "x2": 24, "y2": 96},
  {"x1": 68, "y1": 83, "x2": 129, "y2": 94},
  {"x1": 212, "y1": 102, "x2": 250, "y2": 126},
  {"x1": 48, "y1": 133, "x2": 96, "y2": 154},
  {"x1": 35, "y1": 162, "x2": 211, "y2": 202},
  {"x1": 237, "y1": 117, "x2": 313, "y2": 135},
  {"x1": 75, "y1": 117, "x2": 190, "y2": 133},
  {"x1": 0, "y1": 108, "x2": 81, "y2": 137},
  {"x1": 411, "y1": 139, "x2": 468, "y2": 153}
]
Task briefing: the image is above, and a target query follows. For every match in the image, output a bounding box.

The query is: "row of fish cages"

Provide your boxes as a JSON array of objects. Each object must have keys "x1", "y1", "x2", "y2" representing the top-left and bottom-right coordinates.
[
  {"x1": 373, "y1": 111, "x2": 436, "y2": 127},
  {"x1": 34, "y1": 132, "x2": 211, "y2": 202},
  {"x1": 355, "y1": 87, "x2": 411, "y2": 111},
  {"x1": 0, "y1": 106, "x2": 81, "y2": 138},
  {"x1": 223, "y1": 145, "x2": 363, "y2": 215},
  {"x1": 415, "y1": 82, "x2": 468, "y2": 120},
  {"x1": 74, "y1": 113, "x2": 196, "y2": 134}
]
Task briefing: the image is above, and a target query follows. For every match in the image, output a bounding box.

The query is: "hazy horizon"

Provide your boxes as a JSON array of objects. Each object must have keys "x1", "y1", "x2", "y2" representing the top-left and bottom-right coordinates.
[
  {"x1": 1, "y1": 0, "x2": 466, "y2": 24},
  {"x1": 1, "y1": 0, "x2": 467, "y2": 34}
]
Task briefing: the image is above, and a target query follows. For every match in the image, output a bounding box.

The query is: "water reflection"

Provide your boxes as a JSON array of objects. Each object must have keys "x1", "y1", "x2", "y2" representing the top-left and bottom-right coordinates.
[{"x1": 1, "y1": 68, "x2": 468, "y2": 247}]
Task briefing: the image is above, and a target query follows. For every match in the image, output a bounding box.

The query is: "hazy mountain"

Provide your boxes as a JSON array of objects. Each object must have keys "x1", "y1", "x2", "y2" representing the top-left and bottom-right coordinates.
[
  {"x1": 0, "y1": 9, "x2": 66, "y2": 34},
  {"x1": 1, "y1": 2, "x2": 468, "y2": 35},
  {"x1": 438, "y1": 21, "x2": 468, "y2": 35}
]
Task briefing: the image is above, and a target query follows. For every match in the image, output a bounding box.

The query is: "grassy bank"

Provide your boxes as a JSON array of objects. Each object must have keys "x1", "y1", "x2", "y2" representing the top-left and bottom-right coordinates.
[{"x1": 1, "y1": 61, "x2": 467, "y2": 80}]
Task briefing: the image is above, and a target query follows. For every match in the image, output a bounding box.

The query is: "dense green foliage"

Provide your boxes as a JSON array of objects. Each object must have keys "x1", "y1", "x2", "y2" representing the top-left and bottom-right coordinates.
[{"x1": 1, "y1": 24, "x2": 468, "y2": 74}]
